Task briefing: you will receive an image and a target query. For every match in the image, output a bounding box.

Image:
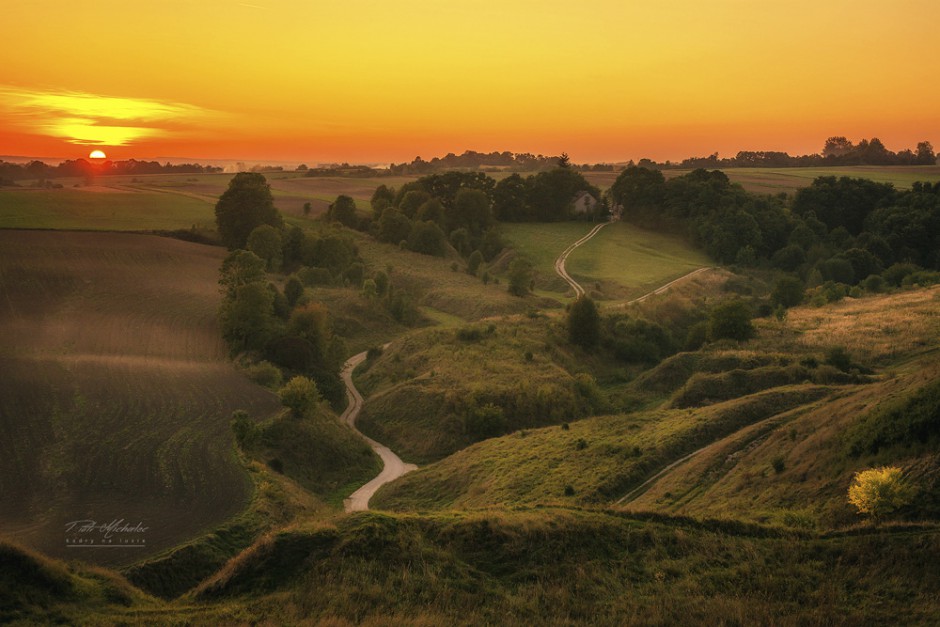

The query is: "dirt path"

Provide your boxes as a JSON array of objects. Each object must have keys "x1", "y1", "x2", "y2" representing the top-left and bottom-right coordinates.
[
  {"x1": 625, "y1": 266, "x2": 713, "y2": 305},
  {"x1": 341, "y1": 350, "x2": 417, "y2": 512},
  {"x1": 554, "y1": 222, "x2": 610, "y2": 297}
]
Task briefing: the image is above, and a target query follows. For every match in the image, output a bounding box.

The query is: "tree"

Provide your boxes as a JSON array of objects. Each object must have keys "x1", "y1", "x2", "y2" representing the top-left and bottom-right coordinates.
[
  {"x1": 284, "y1": 275, "x2": 304, "y2": 307},
  {"x1": 219, "y1": 281, "x2": 275, "y2": 350},
  {"x1": 378, "y1": 207, "x2": 412, "y2": 245},
  {"x1": 288, "y1": 303, "x2": 332, "y2": 363},
  {"x1": 848, "y1": 466, "x2": 914, "y2": 522},
  {"x1": 568, "y1": 296, "x2": 600, "y2": 348},
  {"x1": 371, "y1": 184, "x2": 395, "y2": 220},
  {"x1": 915, "y1": 141, "x2": 936, "y2": 165},
  {"x1": 327, "y1": 194, "x2": 358, "y2": 228},
  {"x1": 822, "y1": 136, "x2": 854, "y2": 158},
  {"x1": 398, "y1": 190, "x2": 432, "y2": 219},
  {"x1": 219, "y1": 249, "x2": 266, "y2": 299},
  {"x1": 707, "y1": 300, "x2": 754, "y2": 342},
  {"x1": 507, "y1": 257, "x2": 534, "y2": 297},
  {"x1": 215, "y1": 172, "x2": 283, "y2": 249},
  {"x1": 278, "y1": 376, "x2": 321, "y2": 417},
  {"x1": 448, "y1": 188, "x2": 493, "y2": 235},
  {"x1": 467, "y1": 250, "x2": 484, "y2": 276},
  {"x1": 247, "y1": 224, "x2": 283, "y2": 271},
  {"x1": 407, "y1": 220, "x2": 447, "y2": 256},
  {"x1": 771, "y1": 276, "x2": 805, "y2": 309}
]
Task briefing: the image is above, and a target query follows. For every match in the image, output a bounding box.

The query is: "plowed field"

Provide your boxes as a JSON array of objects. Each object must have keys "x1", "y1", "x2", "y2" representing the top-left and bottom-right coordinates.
[{"x1": 0, "y1": 231, "x2": 281, "y2": 565}]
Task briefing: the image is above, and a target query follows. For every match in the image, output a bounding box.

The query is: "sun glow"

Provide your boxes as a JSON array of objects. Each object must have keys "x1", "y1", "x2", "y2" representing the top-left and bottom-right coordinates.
[{"x1": 89, "y1": 149, "x2": 107, "y2": 159}]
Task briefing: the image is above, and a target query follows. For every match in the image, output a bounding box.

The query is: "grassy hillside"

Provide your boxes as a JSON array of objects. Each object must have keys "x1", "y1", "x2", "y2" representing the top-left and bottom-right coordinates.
[
  {"x1": 373, "y1": 287, "x2": 940, "y2": 529},
  {"x1": 354, "y1": 317, "x2": 605, "y2": 463},
  {"x1": 12, "y1": 509, "x2": 939, "y2": 625},
  {"x1": 0, "y1": 231, "x2": 283, "y2": 565},
  {"x1": 372, "y1": 385, "x2": 834, "y2": 511}
]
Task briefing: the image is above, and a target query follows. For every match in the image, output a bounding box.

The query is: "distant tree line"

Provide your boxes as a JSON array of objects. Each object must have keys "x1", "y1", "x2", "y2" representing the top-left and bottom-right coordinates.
[
  {"x1": 636, "y1": 137, "x2": 936, "y2": 170},
  {"x1": 0, "y1": 158, "x2": 222, "y2": 183}
]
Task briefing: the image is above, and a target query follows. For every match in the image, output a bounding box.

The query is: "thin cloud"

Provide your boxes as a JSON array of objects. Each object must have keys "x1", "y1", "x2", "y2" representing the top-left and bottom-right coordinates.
[{"x1": 0, "y1": 86, "x2": 219, "y2": 146}]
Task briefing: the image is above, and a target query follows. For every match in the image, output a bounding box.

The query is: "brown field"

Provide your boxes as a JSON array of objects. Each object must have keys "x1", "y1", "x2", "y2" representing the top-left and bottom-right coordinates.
[{"x1": 0, "y1": 230, "x2": 281, "y2": 566}]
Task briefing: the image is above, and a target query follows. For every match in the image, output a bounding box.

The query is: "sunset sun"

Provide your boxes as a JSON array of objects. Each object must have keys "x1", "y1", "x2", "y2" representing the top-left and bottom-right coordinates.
[{"x1": 88, "y1": 149, "x2": 107, "y2": 159}]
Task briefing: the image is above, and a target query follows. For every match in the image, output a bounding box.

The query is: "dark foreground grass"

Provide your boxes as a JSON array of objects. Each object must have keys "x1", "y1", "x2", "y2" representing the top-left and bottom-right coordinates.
[
  {"x1": 199, "y1": 509, "x2": 940, "y2": 625},
  {"x1": 17, "y1": 508, "x2": 936, "y2": 625}
]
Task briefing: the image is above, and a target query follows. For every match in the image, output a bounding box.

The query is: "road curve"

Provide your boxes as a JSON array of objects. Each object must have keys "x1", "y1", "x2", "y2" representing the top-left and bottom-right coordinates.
[
  {"x1": 554, "y1": 222, "x2": 610, "y2": 297},
  {"x1": 341, "y1": 350, "x2": 417, "y2": 512}
]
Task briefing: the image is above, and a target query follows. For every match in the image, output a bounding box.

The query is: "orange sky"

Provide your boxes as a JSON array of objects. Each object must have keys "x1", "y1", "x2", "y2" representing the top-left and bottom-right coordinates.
[{"x1": 1, "y1": 0, "x2": 938, "y2": 164}]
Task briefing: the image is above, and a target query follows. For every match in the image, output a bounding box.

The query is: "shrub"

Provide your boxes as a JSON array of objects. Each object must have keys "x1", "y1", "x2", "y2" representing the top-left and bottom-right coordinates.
[
  {"x1": 825, "y1": 346, "x2": 852, "y2": 373},
  {"x1": 848, "y1": 466, "x2": 914, "y2": 522},
  {"x1": 568, "y1": 296, "x2": 600, "y2": 348},
  {"x1": 244, "y1": 361, "x2": 283, "y2": 389},
  {"x1": 278, "y1": 376, "x2": 321, "y2": 417},
  {"x1": 707, "y1": 300, "x2": 755, "y2": 342},
  {"x1": 771, "y1": 276, "x2": 804, "y2": 308}
]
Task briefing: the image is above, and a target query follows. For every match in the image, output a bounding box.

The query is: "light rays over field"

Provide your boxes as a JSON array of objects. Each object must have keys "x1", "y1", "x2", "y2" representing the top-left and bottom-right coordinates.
[{"x1": 0, "y1": 0, "x2": 937, "y2": 161}]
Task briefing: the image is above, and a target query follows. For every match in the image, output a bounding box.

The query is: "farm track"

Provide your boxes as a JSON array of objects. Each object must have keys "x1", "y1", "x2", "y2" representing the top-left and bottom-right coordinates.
[
  {"x1": 553, "y1": 222, "x2": 610, "y2": 296},
  {"x1": 341, "y1": 350, "x2": 417, "y2": 512}
]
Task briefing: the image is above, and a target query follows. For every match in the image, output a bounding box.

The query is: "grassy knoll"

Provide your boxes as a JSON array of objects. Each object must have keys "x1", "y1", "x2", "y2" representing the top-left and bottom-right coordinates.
[
  {"x1": 0, "y1": 188, "x2": 215, "y2": 231},
  {"x1": 500, "y1": 221, "x2": 708, "y2": 300},
  {"x1": 10, "y1": 509, "x2": 940, "y2": 625},
  {"x1": 0, "y1": 231, "x2": 283, "y2": 566},
  {"x1": 354, "y1": 316, "x2": 605, "y2": 464}
]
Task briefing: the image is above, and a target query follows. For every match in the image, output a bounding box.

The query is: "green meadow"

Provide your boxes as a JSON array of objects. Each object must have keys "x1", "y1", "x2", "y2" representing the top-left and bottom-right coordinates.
[
  {"x1": 0, "y1": 188, "x2": 214, "y2": 231},
  {"x1": 500, "y1": 221, "x2": 709, "y2": 299}
]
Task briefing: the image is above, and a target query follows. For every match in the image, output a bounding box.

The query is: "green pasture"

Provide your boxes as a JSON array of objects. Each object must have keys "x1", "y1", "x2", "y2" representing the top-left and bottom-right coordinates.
[
  {"x1": 0, "y1": 189, "x2": 215, "y2": 231},
  {"x1": 501, "y1": 221, "x2": 709, "y2": 299}
]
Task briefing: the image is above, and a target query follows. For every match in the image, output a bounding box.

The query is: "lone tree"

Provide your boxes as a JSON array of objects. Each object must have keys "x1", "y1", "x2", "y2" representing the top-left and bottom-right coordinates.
[
  {"x1": 215, "y1": 172, "x2": 283, "y2": 249},
  {"x1": 848, "y1": 466, "x2": 914, "y2": 523},
  {"x1": 327, "y1": 194, "x2": 358, "y2": 228},
  {"x1": 568, "y1": 295, "x2": 600, "y2": 348}
]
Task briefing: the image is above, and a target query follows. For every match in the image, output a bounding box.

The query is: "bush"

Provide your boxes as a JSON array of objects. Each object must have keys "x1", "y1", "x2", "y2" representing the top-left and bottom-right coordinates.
[
  {"x1": 568, "y1": 296, "x2": 600, "y2": 348},
  {"x1": 464, "y1": 403, "x2": 507, "y2": 440},
  {"x1": 707, "y1": 300, "x2": 755, "y2": 342},
  {"x1": 244, "y1": 361, "x2": 283, "y2": 389},
  {"x1": 848, "y1": 466, "x2": 914, "y2": 522},
  {"x1": 279, "y1": 376, "x2": 321, "y2": 417}
]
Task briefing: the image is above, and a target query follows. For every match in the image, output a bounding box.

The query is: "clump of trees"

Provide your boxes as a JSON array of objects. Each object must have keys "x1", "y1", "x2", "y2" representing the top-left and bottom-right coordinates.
[
  {"x1": 610, "y1": 166, "x2": 940, "y2": 311},
  {"x1": 213, "y1": 172, "x2": 375, "y2": 406}
]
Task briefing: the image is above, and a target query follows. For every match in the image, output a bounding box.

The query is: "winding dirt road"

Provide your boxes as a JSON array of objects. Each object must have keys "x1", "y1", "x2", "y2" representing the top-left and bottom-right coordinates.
[
  {"x1": 554, "y1": 222, "x2": 610, "y2": 297},
  {"x1": 554, "y1": 222, "x2": 712, "y2": 304},
  {"x1": 341, "y1": 350, "x2": 417, "y2": 512}
]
